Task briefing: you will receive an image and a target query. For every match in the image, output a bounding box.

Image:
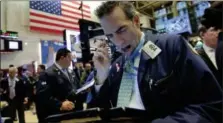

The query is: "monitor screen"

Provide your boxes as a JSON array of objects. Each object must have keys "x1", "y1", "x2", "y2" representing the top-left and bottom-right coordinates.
[
  {"x1": 195, "y1": 1, "x2": 210, "y2": 17},
  {"x1": 165, "y1": 15, "x2": 192, "y2": 34},
  {"x1": 63, "y1": 29, "x2": 81, "y2": 60},
  {"x1": 154, "y1": 8, "x2": 167, "y2": 18},
  {"x1": 177, "y1": 1, "x2": 187, "y2": 10},
  {"x1": 9, "y1": 41, "x2": 19, "y2": 49},
  {"x1": 0, "y1": 39, "x2": 22, "y2": 51}
]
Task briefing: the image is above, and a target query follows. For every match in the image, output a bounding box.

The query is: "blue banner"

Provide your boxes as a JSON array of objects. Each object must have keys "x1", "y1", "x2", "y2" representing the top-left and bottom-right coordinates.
[{"x1": 40, "y1": 40, "x2": 65, "y2": 68}]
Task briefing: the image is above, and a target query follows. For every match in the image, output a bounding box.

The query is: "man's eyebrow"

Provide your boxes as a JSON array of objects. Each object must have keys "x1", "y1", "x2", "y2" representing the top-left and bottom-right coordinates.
[
  {"x1": 105, "y1": 25, "x2": 127, "y2": 37},
  {"x1": 115, "y1": 25, "x2": 126, "y2": 33}
]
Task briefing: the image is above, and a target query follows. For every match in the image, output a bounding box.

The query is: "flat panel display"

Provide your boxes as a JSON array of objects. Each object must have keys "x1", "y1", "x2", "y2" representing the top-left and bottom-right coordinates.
[
  {"x1": 9, "y1": 41, "x2": 19, "y2": 49},
  {"x1": 194, "y1": 1, "x2": 210, "y2": 17},
  {"x1": 165, "y1": 15, "x2": 192, "y2": 34}
]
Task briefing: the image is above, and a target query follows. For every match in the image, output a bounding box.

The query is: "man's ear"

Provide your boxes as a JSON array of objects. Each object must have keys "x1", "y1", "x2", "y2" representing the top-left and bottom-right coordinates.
[
  {"x1": 133, "y1": 15, "x2": 140, "y2": 28},
  {"x1": 200, "y1": 31, "x2": 204, "y2": 38}
]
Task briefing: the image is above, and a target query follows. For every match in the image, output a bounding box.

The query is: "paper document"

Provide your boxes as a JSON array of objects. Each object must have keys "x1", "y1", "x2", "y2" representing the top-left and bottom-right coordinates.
[{"x1": 75, "y1": 78, "x2": 95, "y2": 94}]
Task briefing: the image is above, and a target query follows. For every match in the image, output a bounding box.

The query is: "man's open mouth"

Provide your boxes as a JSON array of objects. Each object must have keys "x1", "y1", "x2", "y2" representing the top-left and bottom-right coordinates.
[{"x1": 121, "y1": 45, "x2": 131, "y2": 52}]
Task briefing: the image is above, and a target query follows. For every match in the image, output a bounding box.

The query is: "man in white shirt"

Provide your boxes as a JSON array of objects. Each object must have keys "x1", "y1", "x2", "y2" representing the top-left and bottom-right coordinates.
[
  {"x1": 87, "y1": 1, "x2": 222, "y2": 123},
  {"x1": 196, "y1": 25, "x2": 221, "y2": 84},
  {"x1": 1, "y1": 67, "x2": 28, "y2": 123}
]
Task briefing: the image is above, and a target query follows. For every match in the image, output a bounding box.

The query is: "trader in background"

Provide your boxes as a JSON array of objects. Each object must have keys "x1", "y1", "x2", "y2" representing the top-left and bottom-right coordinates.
[
  {"x1": 36, "y1": 48, "x2": 83, "y2": 123},
  {"x1": 73, "y1": 62, "x2": 81, "y2": 81},
  {"x1": 201, "y1": 8, "x2": 222, "y2": 86},
  {"x1": 1, "y1": 67, "x2": 28, "y2": 123},
  {"x1": 88, "y1": 1, "x2": 222, "y2": 123},
  {"x1": 34, "y1": 64, "x2": 45, "y2": 117},
  {"x1": 37, "y1": 64, "x2": 46, "y2": 75},
  {"x1": 196, "y1": 25, "x2": 221, "y2": 85},
  {"x1": 80, "y1": 63, "x2": 93, "y2": 84}
]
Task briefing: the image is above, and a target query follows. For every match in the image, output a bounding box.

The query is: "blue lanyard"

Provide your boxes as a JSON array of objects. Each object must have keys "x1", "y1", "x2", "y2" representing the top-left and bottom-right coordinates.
[
  {"x1": 124, "y1": 33, "x2": 145, "y2": 74},
  {"x1": 127, "y1": 33, "x2": 145, "y2": 63}
]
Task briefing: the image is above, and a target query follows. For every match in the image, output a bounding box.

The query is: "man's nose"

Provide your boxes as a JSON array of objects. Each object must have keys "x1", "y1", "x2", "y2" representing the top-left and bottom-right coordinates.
[{"x1": 113, "y1": 34, "x2": 125, "y2": 47}]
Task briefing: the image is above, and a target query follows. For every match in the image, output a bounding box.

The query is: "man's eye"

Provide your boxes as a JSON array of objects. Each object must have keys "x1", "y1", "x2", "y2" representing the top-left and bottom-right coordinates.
[{"x1": 118, "y1": 28, "x2": 127, "y2": 33}]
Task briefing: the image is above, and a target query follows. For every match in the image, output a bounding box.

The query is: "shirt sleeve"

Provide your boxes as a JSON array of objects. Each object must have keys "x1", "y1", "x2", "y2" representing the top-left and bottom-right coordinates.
[{"x1": 94, "y1": 84, "x2": 103, "y2": 93}]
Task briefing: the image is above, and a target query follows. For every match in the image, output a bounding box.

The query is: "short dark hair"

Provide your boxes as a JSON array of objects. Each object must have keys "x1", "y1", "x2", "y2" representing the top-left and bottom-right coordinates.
[
  {"x1": 95, "y1": 1, "x2": 137, "y2": 20},
  {"x1": 201, "y1": 8, "x2": 222, "y2": 30},
  {"x1": 38, "y1": 64, "x2": 46, "y2": 71},
  {"x1": 55, "y1": 48, "x2": 71, "y2": 61},
  {"x1": 198, "y1": 25, "x2": 207, "y2": 36}
]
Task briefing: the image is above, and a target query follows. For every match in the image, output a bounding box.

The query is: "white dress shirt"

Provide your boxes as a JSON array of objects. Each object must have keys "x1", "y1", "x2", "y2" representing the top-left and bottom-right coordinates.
[
  {"x1": 8, "y1": 77, "x2": 18, "y2": 99},
  {"x1": 203, "y1": 44, "x2": 218, "y2": 69},
  {"x1": 95, "y1": 32, "x2": 145, "y2": 110},
  {"x1": 128, "y1": 49, "x2": 145, "y2": 110}
]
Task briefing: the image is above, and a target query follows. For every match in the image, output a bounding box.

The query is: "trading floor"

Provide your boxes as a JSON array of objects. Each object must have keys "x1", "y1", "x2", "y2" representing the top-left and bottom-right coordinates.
[{"x1": 1, "y1": 1, "x2": 222, "y2": 123}]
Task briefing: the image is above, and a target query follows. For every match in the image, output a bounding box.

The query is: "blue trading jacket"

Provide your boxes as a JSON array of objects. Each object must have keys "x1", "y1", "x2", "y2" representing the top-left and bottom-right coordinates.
[{"x1": 88, "y1": 33, "x2": 222, "y2": 123}]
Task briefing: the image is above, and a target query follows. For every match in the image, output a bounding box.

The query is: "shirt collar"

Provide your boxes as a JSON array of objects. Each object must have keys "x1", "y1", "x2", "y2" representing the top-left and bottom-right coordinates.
[
  {"x1": 8, "y1": 77, "x2": 18, "y2": 82},
  {"x1": 127, "y1": 32, "x2": 145, "y2": 61},
  {"x1": 203, "y1": 43, "x2": 215, "y2": 52},
  {"x1": 138, "y1": 32, "x2": 145, "y2": 50},
  {"x1": 55, "y1": 62, "x2": 64, "y2": 70}
]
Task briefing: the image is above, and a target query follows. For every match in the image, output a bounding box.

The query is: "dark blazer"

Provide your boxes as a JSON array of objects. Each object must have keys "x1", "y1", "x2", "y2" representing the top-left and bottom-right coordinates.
[
  {"x1": 36, "y1": 64, "x2": 84, "y2": 120},
  {"x1": 196, "y1": 47, "x2": 221, "y2": 86},
  {"x1": 216, "y1": 32, "x2": 222, "y2": 84},
  {"x1": 88, "y1": 33, "x2": 222, "y2": 123},
  {"x1": 0, "y1": 77, "x2": 26, "y2": 102}
]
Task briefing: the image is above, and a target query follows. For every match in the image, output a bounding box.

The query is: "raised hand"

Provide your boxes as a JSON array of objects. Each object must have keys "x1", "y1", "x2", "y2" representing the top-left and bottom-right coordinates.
[{"x1": 93, "y1": 42, "x2": 111, "y2": 85}]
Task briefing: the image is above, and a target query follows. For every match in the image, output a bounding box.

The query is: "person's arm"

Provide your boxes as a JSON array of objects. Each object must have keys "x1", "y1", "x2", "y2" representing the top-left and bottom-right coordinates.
[
  {"x1": 20, "y1": 79, "x2": 29, "y2": 104},
  {"x1": 151, "y1": 35, "x2": 222, "y2": 123},
  {"x1": 23, "y1": 78, "x2": 32, "y2": 99},
  {"x1": 0, "y1": 80, "x2": 5, "y2": 95},
  {"x1": 87, "y1": 64, "x2": 117, "y2": 109},
  {"x1": 87, "y1": 42, "x2": 118, "y2": 109},
  {"x1": 46, "y1": 46, "x2": 55, "y2": 68},
  {"x1": 87, "y1": 78, "x2": 111, "y2": 109},
  {"x1": 94, "y1": 84, "x2": 103, "y2": 93},
  {"x1": 36, "y1": 72, "x2": 62, "y2": 112},
  {"x1": 0, "y1": 79, "x2": 8, "y2": 101}
]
